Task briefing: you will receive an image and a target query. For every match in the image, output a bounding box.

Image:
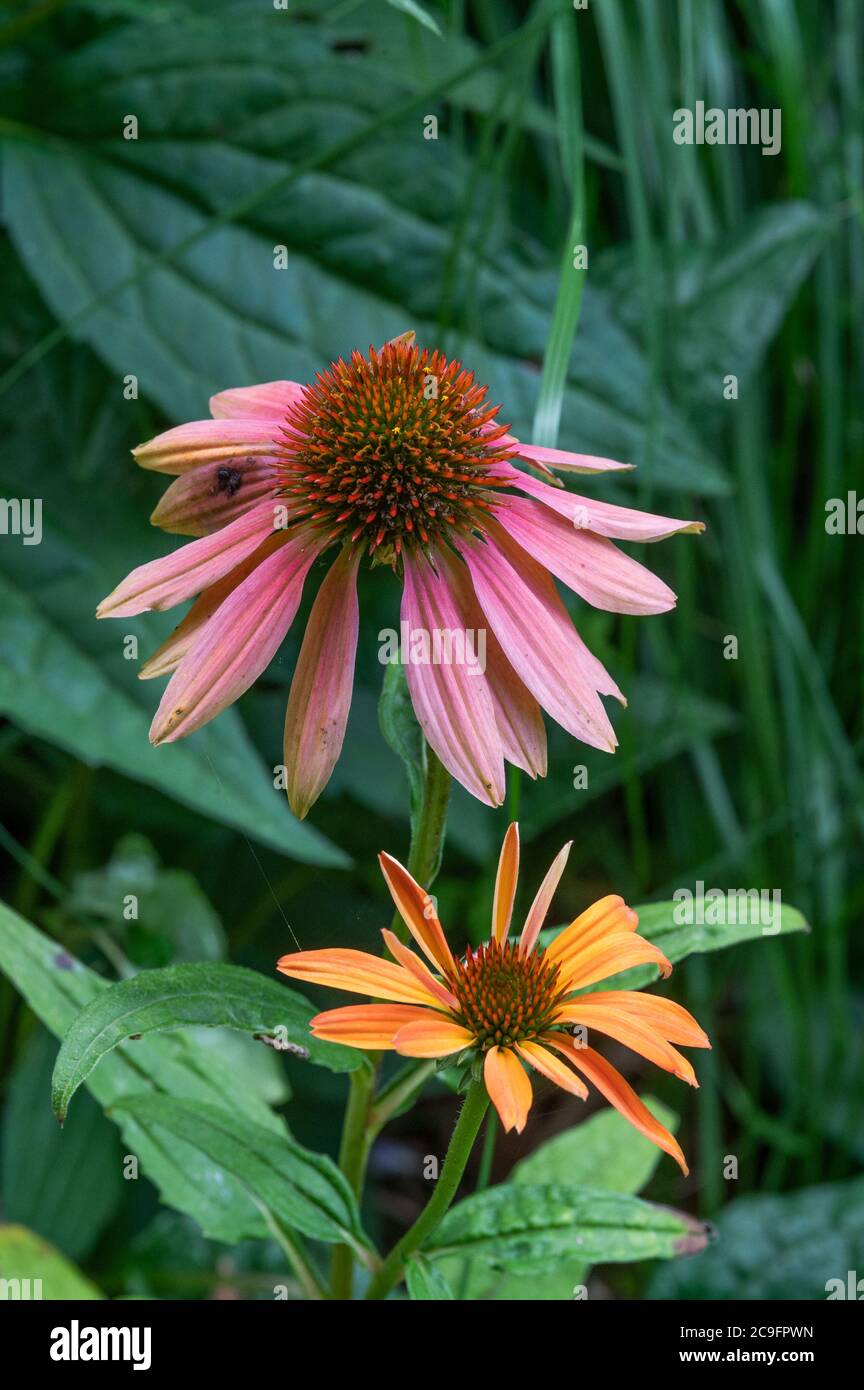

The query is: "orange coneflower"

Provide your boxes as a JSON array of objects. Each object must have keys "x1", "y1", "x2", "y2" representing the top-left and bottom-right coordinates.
[
  {"x1": 97, "y1": 334, "x2": 702, "y2": 816},
  {"x1": 277, "y1": 824, "x2": 710, "y2": 1172}
]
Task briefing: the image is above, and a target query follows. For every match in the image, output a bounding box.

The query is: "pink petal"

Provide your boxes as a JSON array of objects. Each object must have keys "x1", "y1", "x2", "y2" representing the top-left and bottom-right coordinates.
[
  {"x1": 209, "y1": 380, "x2": 306, "y2": 421},
  {"x1": 282, "y1": 545, "x2": 361, "y2": 819},
  {"x1": 401, "y1": 550, "x2": 505, "y2": 807},
  {"x1": 436, "y1": 548, "x2": 546, "y2": 777},
  {"x1": 150, "y1": 457, "x2": 279, "y2": 537},
  {"x1": 505, "y1": 437, "x2": 634, "y2": 475},
  {"x1": 138, "y1": 535, "x2": 286, "y2": 680},
  {"x1": 133, "y1": 420, "x2": 282, "y2": 475},
  {"x1": 502, "y1": 463, "x2": 705, "y2": 542},
  {"x1": 458, "y1": 524, "x2": 622, "y2": 754},
  {"x1": 149, "y1": 528, "x2": 325, "y2": 744},
  {"x1": 97, "y1": 502, "x2": 286, "y2": 619},
  {"x1": 495, "y1": 495, "x2": 676, "y2": 615}
]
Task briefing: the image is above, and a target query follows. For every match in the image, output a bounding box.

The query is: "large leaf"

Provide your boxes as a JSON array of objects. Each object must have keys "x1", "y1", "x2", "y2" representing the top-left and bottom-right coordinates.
[
  {"x1": 439, "y1": 1100, "x2": 679, "y2": 1300},
  {"x1": 110, "y1": 1093, "x2": 369, "y2": 1254},
  {"x1": 649, "y1": 1177, "x2": 864, "y2": 1301},
  {"x1": 0, "y1": 901, "x2": 295, "y2": 1242},
  {"x1": 0, "y1": 1225, "x2": 103, "y2": 1300},
  {"x1": 52, "y1": 960, "x2": 363, "y2": 1121},
  {"x1": 0, "y1": 10, "x2": 725, "y2": 494},
  {"x1": 424, "y1": 1182, "x2": 707, "y2": 1270},
  {"x1": 541, "y1": 898, "x2": 809, "y2": 992}
]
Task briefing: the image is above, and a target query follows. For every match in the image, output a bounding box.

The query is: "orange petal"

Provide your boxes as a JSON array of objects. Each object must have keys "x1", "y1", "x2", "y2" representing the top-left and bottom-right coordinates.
[
  {"x1": 546, "y1": 1037, "x2": 688, "y2": 1175},
  {"x1": 516, "y1": 1040, "x2": 588, "y2": 1100},
  {"x1": 392, "y1": 1017, "x2": 475, "y2": 1058},
  {"x1": 544, "y1": 895, "x2": 638, "y2": 968},
  {"x1": 377, "y1": 852, "x2": 456, "y2": 975},
  {"x1": 310, "y1": 1004, "x2": 433, "y2": 1048},
  {"x1": 558, "y1": 932, "x2": 672, "y2": 993},
  {"x1": 520, "y1": 838, "x2": 572, "y2": 954},
  {"x1": 276, "y1": 948, "x2": 445, "y2": 1007},
  {"x1": 381, "y1": 929, "x2": 458, "y2": 1011},
  {"x1": 483, "y1": 1046, "x2": 532, "y2": 1133},
  {"x1": 573, "y1": 991, "x2": 710, "y2": 1048},
  {"x1": 554, "y1": 1001, "x2": 698, "y2": 1085},
  {"x1": 492, "y1": 822, "x2": 520, "y2": 944}
]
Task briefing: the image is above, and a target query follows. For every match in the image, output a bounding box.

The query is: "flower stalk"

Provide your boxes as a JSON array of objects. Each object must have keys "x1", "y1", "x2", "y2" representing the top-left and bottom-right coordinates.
[{"x1": 365, "y1": 1080, "x2": 490, "y2": 1300}]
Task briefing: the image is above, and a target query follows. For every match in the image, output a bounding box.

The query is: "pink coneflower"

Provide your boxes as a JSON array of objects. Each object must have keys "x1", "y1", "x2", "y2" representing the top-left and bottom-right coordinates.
[{"x1": 98, "y1": 335, "x2": 703, "y2": 816}]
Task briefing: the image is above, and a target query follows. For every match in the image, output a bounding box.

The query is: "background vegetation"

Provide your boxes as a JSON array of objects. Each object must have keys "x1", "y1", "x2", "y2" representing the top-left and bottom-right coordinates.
[{"x1": 0, "y1": 0, "x2": 861, "y2": 1299}]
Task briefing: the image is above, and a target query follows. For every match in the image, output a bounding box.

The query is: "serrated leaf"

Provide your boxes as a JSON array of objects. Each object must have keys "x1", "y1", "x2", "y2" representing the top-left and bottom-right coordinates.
[
  {"x1": 52, "y1": 960, "x2": 363, "y2": 1121},
  {"x1": 425, "y1": 1182, "x2": 707, "y2": 1270},
  {"x1": 0, "y1": 901, "x2": 296, "y2": 1242},
  {"x1": 110, "y1": 1093, "x2": 369, "y2": 1252}
]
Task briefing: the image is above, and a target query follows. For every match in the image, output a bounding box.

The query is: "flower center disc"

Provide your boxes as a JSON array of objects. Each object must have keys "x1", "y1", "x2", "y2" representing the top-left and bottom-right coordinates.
[
  {"x1": 449, "y1": 940, "x2": 564, "y2": 1049},
  {"x1": 277, "y1": 342, "x2": 514, "y2": 557}
]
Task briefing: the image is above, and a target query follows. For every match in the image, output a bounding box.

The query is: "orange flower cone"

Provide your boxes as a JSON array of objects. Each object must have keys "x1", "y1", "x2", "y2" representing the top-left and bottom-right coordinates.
[{"x1": 277, "y1": 823, "x2": 710, "y2": 1173}]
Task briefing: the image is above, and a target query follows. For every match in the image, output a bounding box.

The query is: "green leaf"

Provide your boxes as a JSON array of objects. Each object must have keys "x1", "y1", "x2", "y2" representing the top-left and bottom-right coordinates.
[
  {"x1": 378, "y1": 662, "x2": 425, "y2": 839},
  {"x1": 0, "y1": 1225, "x2": 103, "y2": 1300},
  {"x1": 425, "y1": 1183, "x2": 707, "y2": 1270},
  {"x1": 1, "y1": 1028, "x2": 124, "y2": 1263},
  {"x1": 649, "y1": 1176, "x2": 864, "y2": 1301},
  {"x1": 386, "y1": 0, "x2": 442, "y2": 38},
  {"x1": 0, "y1": 900, "x2": 296, "y2": 1242},
  {"x1": 52, "y1": 960, "x2": 363, "y2": 1121},
  {"x1": 541, "y1": 898, "x2": 809, "y2": 992},
  {"x1": 110, "y1": 1093, "x2": 369, "y2": 1252},
  {"x1": 405, "y1": 1254, "x2": 455, "y2": 1300}
]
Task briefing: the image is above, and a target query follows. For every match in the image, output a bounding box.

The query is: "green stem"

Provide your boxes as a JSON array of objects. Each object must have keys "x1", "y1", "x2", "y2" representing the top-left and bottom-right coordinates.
[
  {"x1": 390, "y1": 744, "x2": 451, "y2": 940},
  {"x1": 330, "y1": 1063, "x2": 376, "y2": 1300},
  {"x1": 455, "y1": 1111, "x2": 497, "y2": 1298},
  {"x1": 365, "y1": 1080, "x2": 489, "y2": 1301}
]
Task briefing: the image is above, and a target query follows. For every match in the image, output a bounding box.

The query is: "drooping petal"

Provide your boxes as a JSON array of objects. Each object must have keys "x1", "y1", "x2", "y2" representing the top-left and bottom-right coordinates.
[
  {"x1": 377, "y1": 852, "x2": 456, "y2": 976},
  {"x1": 507, "y1": 438, "x2": 635, "y2": 475},
  {"x1": 436, "y1": 548, "x2": 546, "y2": 778},
  {"x1": 401, "y1": 549, "x2": 505, "y2": 807},
  {"x1": 282, "y1": 545, "x2": 361, "y2": 819},
  {"x1": 484, "y1": 1045, "x2": 532, "y2": 1133},
  {"x1": 557, "y1": 932, "x2": 672, "y2": 993},
  {"x1": 138, "y1": 534, "x2": 287, "y2": 680},
  {"x1": 492, "y1": 822, "x2": 520, "y2": 945},
  {"x1": 310, "y1": 1003, "x2": 434, "y2": 1049},
  {"x1": 520, "y1": 839, "x2": 572, "y2": 955},
  {"x1": 392, "y1": 1017, "x2": 476, "y2": 1058},
  {"x1": 150, "y1": 456, "x2": 279, "y2": 537},
  {"x1": 545, "y1": 1037, "x2": 688, "y2": 1174},
  {"x1": 381, "y1": 929, "x2": 458, "y2": 1011},
  {"x1": 97, "y1": 502, "x2": 286, "y2": 619},
  {"x1": 544, "y1": 895, "x2": 638, "y2": 969},
  {"x1": 132, "y1": 419, "x2": 282, "y2": 475},
  {"x1": 210, "y1": 380, "x2": 305, "y2": 420},
  {"x1": 572, "y1": 991, "x2": 711, "y2": 1049},
  {"x1": 149, "y1": 527, "x2": 324, "y2": 744},
  {"x1": 276, "y1": 948, "x2": 446, "y2": 1008},
  {"x1": 554, "y1": 1000, "x2": 698, "y2": 1085},
  {"x1": 516, "y1": 1040, "x2": 588, "y2": 1100},
  {"x1": 495, "y1": 495, "x2": 676, "y2": 616},
  {"x1": 503, "y1": 464, "x2": 704, "y2": 542},
  {"x1": 459, "y1": 525, "x2": 622, "y2": 753}
]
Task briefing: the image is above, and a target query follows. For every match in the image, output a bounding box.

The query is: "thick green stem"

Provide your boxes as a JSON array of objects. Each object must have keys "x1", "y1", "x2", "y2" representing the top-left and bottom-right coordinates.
[
  {"x1": 365, "y1": 1080, "x2": 489, "y2": 1301},
  {"x1": 330, "y1": 1063, "x2": 376, "y2": 1299}
]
